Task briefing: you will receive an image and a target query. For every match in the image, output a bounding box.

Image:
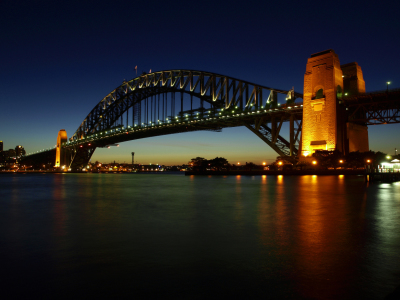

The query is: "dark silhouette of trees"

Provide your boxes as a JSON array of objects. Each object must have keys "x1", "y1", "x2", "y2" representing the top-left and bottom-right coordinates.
[
  {"x1": 189, "y1": 156, "x2": 229, "y2": 171},
  {"x1": 312, "y1": 150, "x2": 343, "y2": 169}
]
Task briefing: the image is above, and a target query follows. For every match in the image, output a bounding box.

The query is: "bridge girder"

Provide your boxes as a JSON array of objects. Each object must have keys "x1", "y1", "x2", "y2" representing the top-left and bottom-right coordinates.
[
  {"x1": 344, "y1": 89, "x2": 400, "y2": 125},
  {"x1": 71, "y1": 70, "x2": 302, "y2": 141},
  {"x1": 60, "y1": 70, "x2": 304, "y2": 169}
]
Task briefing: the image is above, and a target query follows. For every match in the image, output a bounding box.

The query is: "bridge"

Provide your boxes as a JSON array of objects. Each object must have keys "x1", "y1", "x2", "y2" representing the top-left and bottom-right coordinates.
[{"x1": 22, "y1": 50, "x2": 400, "y2": 171}]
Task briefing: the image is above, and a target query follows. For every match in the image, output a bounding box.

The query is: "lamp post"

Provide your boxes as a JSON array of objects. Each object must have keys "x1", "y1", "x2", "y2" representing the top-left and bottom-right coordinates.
[{"x1": 387, "y1": 81, "x2": 391, "y2": 92}]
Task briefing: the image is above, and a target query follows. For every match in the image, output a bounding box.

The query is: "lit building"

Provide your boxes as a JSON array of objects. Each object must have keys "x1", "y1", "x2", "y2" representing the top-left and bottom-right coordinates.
[
  {"x1": 7, "y1": 149, "x2": 16, "y2": 158},
  {"x1": 15, "y1": 145, "x2": 26, "y2": 157},
  {"x1": 0, "y1": 141, "x2": 3, "y2": 152}
]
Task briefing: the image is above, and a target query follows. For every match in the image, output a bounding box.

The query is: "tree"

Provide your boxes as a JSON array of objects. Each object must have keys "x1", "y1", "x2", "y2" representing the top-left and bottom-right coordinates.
[
  {"x1": 345, "y1": 151, "x2": 364, "y2": 169},
  {"x1": 209, "y1": 157, "x2": 229, "y2": 171},
  {"x1": 312, "y1": 150, "x2": 343, "y2": 169},
  {"x1": 296, "y1": 160, "x2": 310, "y2": 170},
  {"x1": 190, "y1": 157, "x2": 207, "y2": 171}
]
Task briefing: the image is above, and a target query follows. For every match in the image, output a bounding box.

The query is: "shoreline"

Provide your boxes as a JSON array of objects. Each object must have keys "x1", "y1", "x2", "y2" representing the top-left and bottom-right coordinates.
[{"x1": 184, "y1": 169, "x2": 366, "y2": 176}]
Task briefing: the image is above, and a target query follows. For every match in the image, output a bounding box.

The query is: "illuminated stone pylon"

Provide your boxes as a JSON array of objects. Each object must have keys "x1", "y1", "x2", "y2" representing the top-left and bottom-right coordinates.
[
  {"x1": 55, "y1": 129, "x2": 68, "y2": 167},
  {"x1": 300, "y1": 49, "x2": 368, "y2": 157}
]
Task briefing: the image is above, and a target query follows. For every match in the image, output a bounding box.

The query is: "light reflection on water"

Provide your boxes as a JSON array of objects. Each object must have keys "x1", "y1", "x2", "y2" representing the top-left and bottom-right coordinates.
[{"x1": 0, "y1": 173, "x2": 399, "y2": 299}]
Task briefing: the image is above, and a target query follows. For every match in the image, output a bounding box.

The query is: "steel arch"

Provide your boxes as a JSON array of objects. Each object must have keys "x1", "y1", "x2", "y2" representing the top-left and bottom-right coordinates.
[{"x1": 71, "y1": 70, "x2": 302, "y2": 141}]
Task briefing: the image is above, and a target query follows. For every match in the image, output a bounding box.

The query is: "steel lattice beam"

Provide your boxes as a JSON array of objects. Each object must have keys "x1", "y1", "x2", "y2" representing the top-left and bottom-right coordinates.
[{"x1": 71, "y1": 70, "x2": 302, "y2": 142}]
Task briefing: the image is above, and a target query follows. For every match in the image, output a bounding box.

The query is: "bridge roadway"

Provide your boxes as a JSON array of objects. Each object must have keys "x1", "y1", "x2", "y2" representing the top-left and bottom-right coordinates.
[
  {"x1": 344, "y1": 88, "x2": 400, "y2": 125},
  {"x1": 63, "y1": 103, "x2": 304, "y2": 168}
]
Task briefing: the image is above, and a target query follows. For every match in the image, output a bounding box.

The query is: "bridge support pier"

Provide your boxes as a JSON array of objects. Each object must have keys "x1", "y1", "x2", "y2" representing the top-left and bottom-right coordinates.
[
  {"x1": 244, "y1": 114, "x2": 300, "y2": 163},
  {"x1": 55, "y1": 130, "x2": 68, "y2": 168},
  {"x1": 301, "y1": 49, "x2": 369, "y2": 157},
  {"x1": 68, "y1": 146, "x2": 96, "y2": 171}
]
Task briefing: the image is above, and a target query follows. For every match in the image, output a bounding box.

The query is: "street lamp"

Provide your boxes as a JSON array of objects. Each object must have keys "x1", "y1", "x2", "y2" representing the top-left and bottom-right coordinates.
[{"x1": 387, "y1": 81, "x2": 391, "y2": 92}]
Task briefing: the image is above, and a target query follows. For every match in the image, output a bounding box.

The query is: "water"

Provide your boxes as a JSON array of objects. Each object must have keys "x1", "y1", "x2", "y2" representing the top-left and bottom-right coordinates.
[{"x1": 1, "y1": 173, "x2": 400, "y2": 299}]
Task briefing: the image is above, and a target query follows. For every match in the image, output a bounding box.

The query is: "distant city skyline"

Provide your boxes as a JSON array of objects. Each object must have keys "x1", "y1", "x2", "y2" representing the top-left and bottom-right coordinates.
[{"x1": 1, "y1": 1, "x2": 399, "y2": 165}]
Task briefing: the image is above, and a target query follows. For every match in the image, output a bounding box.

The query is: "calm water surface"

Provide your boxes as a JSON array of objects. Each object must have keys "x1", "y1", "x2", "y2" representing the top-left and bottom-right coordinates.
[{"x1": 1, "y1": 173, "x2": 400, "y2": 299}]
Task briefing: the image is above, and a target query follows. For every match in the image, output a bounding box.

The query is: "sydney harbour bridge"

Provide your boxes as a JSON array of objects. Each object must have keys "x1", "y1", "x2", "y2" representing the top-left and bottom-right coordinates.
[{"x1": 22, "y1": 50, "x2": 400, "y2": 171}]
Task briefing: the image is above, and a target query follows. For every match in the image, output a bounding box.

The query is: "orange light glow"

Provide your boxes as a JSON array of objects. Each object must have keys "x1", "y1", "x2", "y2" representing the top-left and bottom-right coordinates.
[
  {"x1": 339, "y1": 160, "x2": 343, "y2": 163},
  {"x1": 262, "y1": 162, "x2": 266, "y2": 165},
  {"x1": 278, "y1": 161, "x2": 283, "y2": 165},
  {"x1": 312, "y1": 161, "x2": 317, "y2": 165}
]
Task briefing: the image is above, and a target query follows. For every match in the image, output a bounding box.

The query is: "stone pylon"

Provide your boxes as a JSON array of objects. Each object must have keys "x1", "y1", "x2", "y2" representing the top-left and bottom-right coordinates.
[
  {"x1": 300, "y1": 49, "x2": 368, "y2": 157},
  {"x1": 55, "y1": 129, "x2": 68, "y2": 167}
]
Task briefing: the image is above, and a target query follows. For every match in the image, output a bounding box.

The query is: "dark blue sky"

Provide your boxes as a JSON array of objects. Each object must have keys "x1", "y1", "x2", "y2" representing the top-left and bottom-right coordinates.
[{"x1": 1, "y1": 0, "x2": 399, "y2": 164}]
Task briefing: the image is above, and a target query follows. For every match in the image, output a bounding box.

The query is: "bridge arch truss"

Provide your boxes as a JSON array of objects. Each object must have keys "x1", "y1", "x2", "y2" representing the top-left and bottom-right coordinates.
[
  {"x1": 71, "y1": 70, "x2": 301, "y2": 140},
  {"x1": 65, "y1": 70, "x2": 302, "y2": 169}
]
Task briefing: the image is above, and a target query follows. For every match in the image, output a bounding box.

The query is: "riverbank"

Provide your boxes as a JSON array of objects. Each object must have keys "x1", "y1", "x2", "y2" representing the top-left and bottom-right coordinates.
[{"x1": 185, "y1": 169, "x2": 366, "y2": 176}]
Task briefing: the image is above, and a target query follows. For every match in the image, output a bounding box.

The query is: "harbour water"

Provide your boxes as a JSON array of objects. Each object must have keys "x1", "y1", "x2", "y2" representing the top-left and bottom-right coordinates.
[{"x1": 1, "y1": 173, "x2": 400, "y2": 299}]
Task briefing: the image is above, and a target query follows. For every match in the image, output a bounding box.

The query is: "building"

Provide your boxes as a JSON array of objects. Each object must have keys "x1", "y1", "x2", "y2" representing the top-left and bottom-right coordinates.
[
  {"x1": 0, "y1": 140, "x2": 3, "y2": 152},
  {"x1": 15, "y1": 145, "x2": 26, "y2": 157}
]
